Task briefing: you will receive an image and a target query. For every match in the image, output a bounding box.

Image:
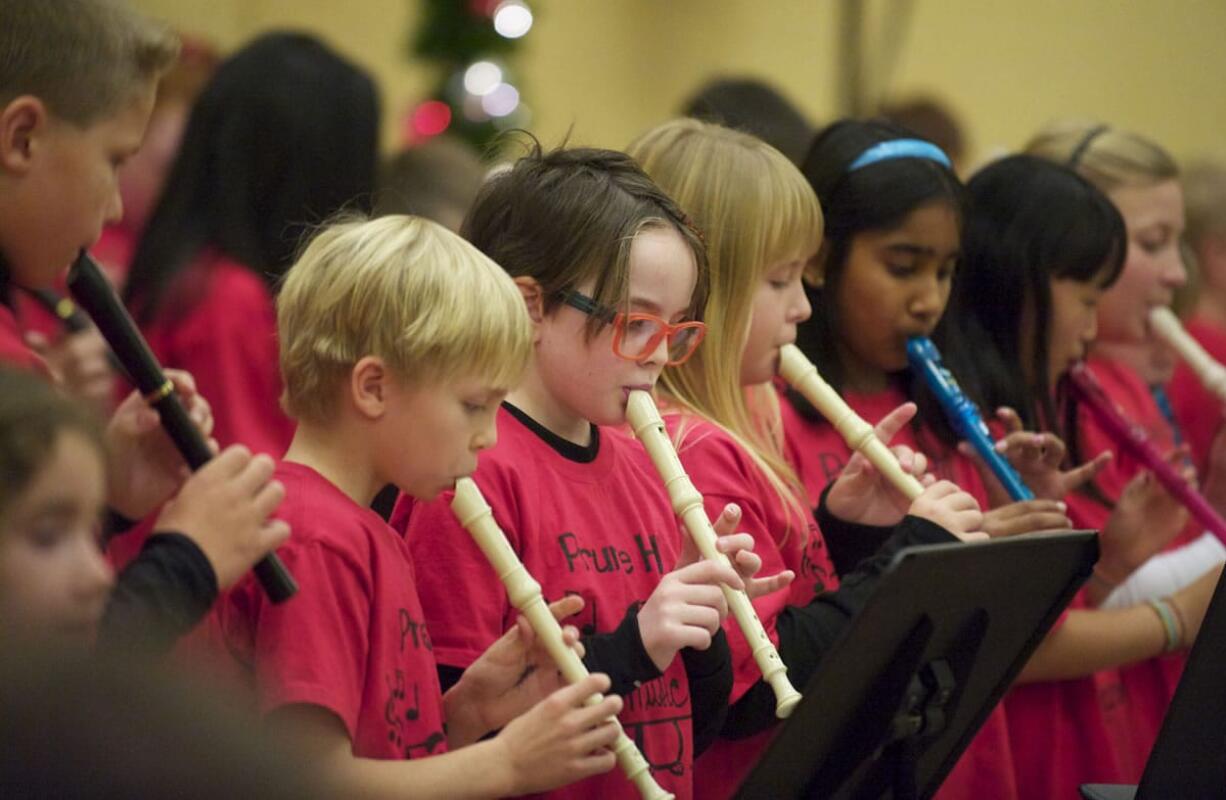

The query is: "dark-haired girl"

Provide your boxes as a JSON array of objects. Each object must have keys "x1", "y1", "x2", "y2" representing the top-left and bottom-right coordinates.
[
  {"x1": 124, "y1": 32, "x2": 380, "y2": 456},
  {"x1": 779, "y1": 119, "x2": 1052, "y2": 800},
  {"x1": 940, "y1": 154, "x2": 1222, "y2": 798},
  {"x1": 1026, "y1": 122, "x2": 1226, "y2": 782}
]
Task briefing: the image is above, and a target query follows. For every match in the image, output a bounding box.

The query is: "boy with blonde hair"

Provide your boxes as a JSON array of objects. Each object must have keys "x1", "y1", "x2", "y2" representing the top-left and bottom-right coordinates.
[{"x1": 206, "y1": 214, "x2": 623, "y2": 798}]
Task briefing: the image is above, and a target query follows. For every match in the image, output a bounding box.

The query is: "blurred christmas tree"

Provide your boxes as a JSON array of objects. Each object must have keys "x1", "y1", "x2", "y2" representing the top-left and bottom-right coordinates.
[{"x1": 405, "y1": 0, "x2": 534, "y2": 153}]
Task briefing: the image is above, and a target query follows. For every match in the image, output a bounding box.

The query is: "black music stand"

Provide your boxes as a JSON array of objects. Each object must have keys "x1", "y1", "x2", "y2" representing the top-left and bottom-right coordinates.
[
  {"x1": 1080, "y1": 559, "x2": 1226, "y2": 800},
  {"x1": 734, "y1": 531, "x2": 1098, "y2": 800}
]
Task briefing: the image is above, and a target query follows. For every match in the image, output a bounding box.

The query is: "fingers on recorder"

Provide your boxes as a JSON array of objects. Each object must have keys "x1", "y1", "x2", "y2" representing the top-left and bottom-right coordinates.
[
  {"x1": 155, "y1": 444, "x2": 290, "y2": 590},
  {"x1": 501, "y1": 672, "x2": 622, "y2": 794},
  {"x1": 637, "y1": 559, "x2": 740, "y2": 670},
  {"x1": 909, "y1": 480, "x2": 984, "y2": 540}
]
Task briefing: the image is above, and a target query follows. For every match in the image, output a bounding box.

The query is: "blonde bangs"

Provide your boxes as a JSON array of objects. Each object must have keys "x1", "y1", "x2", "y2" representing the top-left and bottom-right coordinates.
[
  {"x1": 631, "y1": 119, "x2": 819, "y2": 540},
  {"x1": 278, "y1": 215, "x2": 532, "y2": 423}
]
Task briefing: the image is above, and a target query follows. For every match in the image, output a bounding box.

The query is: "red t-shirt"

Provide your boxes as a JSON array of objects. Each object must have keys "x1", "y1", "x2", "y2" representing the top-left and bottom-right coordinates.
[
  {"x1": 140, "y1": 252, "x2": 293, "y2": 456},
  {"x1": 204, "y1": 462, "x2": 448, "y2": 760},
  {"x1": 1168, "y1": 316, "x2": 1226, "y2": 479},
  {"x1": 1067, "y1": 356, "x2": 1192, "y2": 772},
  {"x1": 0, "y1": 299, "x2": 48, "y2": 375},
  {"x1": 662, "y1": 413, "x2": 838, "y2": 799},
  {"x1": 779, "y1": 383, "x2": 1020, "y2": 800},
  {"x1": 398, "y1": 407, "x2": 697, "y2": 800},
  {"x1": 1003, "y1": 587, "x2": 1141, "y2": 798}
]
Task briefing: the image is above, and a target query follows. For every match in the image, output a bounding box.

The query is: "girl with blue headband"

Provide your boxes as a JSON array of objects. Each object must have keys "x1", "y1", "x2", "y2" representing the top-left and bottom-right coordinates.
[{"x1": 781, "y1": 119, "x2": 1114, "y2": 800}]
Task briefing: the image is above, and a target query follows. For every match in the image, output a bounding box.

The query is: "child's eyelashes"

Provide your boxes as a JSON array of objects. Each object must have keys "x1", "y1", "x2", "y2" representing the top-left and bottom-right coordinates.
[
  {"x1": 626, "y1": 318, "x2": 655, "y2": 335},
  {"x1": 25, "y1": 522, "x2": 71, "y2": 550}
]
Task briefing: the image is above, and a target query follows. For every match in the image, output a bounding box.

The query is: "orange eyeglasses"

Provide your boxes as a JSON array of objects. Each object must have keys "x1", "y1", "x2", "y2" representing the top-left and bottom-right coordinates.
[{"x1": 559, "y1": 290, "x2": 706, "y2": 366}]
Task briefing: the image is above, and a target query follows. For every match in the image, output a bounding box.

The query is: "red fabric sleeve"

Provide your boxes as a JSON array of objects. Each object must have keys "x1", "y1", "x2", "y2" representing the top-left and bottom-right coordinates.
[
  {"x1": 243, "y1": 540, "x2": 373, "y2": 739},
  {"x1": 1169, "y1": 317, "x2": 1226, "y2": 477}
]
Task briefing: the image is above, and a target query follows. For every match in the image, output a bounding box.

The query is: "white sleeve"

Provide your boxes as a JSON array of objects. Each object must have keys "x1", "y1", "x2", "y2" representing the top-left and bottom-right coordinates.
[{"x1": 1101, "y1": 533, "x2": 1226, "y2": 609}]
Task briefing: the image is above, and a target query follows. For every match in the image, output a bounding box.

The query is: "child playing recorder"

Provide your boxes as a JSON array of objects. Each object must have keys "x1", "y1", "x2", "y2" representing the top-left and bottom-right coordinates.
[{"x1": 204, "y1": 214, "x2": 626, "y2": 799}]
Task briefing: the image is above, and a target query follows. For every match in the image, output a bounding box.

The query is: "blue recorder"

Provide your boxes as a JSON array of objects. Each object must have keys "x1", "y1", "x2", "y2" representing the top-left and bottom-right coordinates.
[{"x1": 905, "y1": 336, "x2": 1035, "y2": 501}]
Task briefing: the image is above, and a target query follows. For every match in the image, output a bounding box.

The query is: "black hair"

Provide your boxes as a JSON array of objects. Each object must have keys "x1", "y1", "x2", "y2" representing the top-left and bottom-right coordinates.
[
  {"x1": 935, "y1": 154, "x2": 1126, "y2": 455},
  {"x1": 793, "y1": 118, "x2": 965, "y2": 398},
  {"x1": 124, "y1": 32, "x2": 379, "y2": 323},
  {"x1": 682, "y1": 77, "x2": 815, "y2": 165}
]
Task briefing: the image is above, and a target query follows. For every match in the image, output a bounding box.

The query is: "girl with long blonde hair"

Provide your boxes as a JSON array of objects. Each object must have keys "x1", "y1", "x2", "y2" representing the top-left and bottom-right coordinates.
[{"x1": 628, "y1": 118, "x2": 985, "y2": 798}]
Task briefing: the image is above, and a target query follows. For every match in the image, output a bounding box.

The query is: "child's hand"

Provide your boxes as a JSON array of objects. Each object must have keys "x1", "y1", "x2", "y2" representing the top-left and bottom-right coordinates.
[
  {"x1": 106, "y1": 369, "x2": 217, "y2": 519},
  {"x1": 826, "y1": 402, "x2": 931, "y2": 527},
  {"x1": 494, "y1": 673, "x2": 621, "y2": 795},
  {"x1": 154, "y1": 444, "x2": 289, "y2": 589},
  {"x1": 447, "y1": 596, "x2": 587, "y2": 743},
  {"x1": 908, "y1": 480, "x2": 986, "y2": 542},
  {"x1": 1096, "y1": 467, "x2": 1191, "y2": 586},
  {"x1": 26, "y1": 328, "x2": 115, "y2": 414},
  {"x1": 710, "y1": 505, "x2": 794, "y2": 600},
  {"x1": 981, "y1": 500, "x2": 1071, "y2": 538},
  {"x1": 637, "y1": 558, "x2": 741, "y2": 672},
  {"x1": 971, "y1": 407, "x2": 1111, "y2": 504}
]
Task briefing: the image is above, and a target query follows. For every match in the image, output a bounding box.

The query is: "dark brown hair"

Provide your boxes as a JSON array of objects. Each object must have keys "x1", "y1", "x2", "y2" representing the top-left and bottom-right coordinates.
[
  {"x1": 462, "y1": 140, "x2": 709, "y2": 336},
  {"x1": 0, "y1": 368, "x2": 105, "y2": 520}
]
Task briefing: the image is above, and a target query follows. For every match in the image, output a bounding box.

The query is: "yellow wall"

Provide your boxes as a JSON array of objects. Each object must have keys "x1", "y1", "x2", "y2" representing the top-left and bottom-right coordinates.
[{"x1": 131, "y1": 0, "x2": 1226, "y2": 164}]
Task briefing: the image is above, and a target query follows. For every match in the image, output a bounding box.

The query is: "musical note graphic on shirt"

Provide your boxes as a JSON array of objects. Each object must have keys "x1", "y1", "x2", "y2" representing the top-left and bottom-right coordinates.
[
  {"x1": 800, "y1": 537, "x2": 834, "y2": 591},
  {"x1": 385, "y1": 669, "x2": 407, "y2": 746},
  {"x1": 622, "y1": 715, "x2": 689, "y2": 777},
  {"x1": 384, "y1": 669, "x2": 446, "y2": 758}
]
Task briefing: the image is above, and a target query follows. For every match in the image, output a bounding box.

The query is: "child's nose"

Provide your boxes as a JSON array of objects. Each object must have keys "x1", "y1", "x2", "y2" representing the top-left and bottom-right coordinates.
[
  {"x1": 909, "y1": 278, "x2": 944, "y2": 321},
  {"x1": 789, "y1": 284, "x2": 812, "y2": 324},
  {"x1": 639, "y1": 333, "x2": 671, "y2": 367},
  {"x1": 78, "y1": 540, "x2": 116, "y2": 599},
  {"x1": 104, "y1": 185, "x2": 124, "y2": 226}
]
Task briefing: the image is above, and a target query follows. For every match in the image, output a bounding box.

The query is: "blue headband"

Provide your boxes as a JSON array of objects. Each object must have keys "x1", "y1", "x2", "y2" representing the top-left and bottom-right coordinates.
[{"x1": 847, "y1": 139, "x2": 952, "y2": 172}]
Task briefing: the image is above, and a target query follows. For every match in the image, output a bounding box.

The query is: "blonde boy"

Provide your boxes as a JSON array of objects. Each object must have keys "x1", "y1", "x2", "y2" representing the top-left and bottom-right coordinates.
[{"x1": 206, "y1": 215, "x2": 621, "y2": 799}]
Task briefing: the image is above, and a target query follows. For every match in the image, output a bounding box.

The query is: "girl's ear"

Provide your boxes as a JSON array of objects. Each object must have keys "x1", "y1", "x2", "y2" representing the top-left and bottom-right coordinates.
[
  {"x1": 513, "y1": 276, "x2": 546, "y2": 326},
  {"x1": 350, "y1": 356, "x2": 388, "y2": 420}
]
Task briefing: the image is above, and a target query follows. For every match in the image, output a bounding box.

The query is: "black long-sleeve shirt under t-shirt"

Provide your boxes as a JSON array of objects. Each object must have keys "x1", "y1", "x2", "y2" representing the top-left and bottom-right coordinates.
[
  {"x1": 99, "y1": 532, "x2": 219, "y2": 656},
  {"x1": 435, "y1": 402, "x2": 734, "y2": 757}
]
